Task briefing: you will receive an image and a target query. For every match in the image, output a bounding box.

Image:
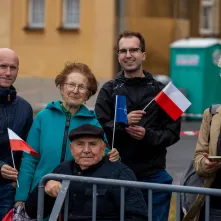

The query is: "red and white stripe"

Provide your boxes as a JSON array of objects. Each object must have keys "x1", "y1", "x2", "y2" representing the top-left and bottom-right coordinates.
[
  {"x1": 155, "y1": 82, "x2": 191, "y2": 121},
  {"x1": 180, "y1": 131, "x2": 199, "y2": 136},
  {"x1": 8, "y1": 128, "x2": 39, "y2": 156}
]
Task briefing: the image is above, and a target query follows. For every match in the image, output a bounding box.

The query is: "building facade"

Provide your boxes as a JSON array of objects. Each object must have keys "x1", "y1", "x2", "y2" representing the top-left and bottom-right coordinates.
[{"x1": 0, "y1": 0, "x2": 220, "y2": 79}]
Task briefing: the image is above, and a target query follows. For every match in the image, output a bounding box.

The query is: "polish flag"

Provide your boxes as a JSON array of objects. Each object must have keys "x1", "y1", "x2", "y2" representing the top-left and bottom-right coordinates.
[
  {"x1": 7, "y1": 128, "x2": 39, "y2": 157},
  {"x1": 155, "y1": 82, "x2": 191, "y2": 121}
]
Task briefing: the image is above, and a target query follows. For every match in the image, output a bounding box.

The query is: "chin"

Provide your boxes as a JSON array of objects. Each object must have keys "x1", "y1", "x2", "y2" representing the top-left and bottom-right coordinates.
[
  {"x1": 124, "y1": 67, "x2": 139, "y2": 73},
  {"x1": 67, "y1": 102, "x2": 81, "y2": 108},
  {"x1": 0, "y1": 83, "x2": 11, "y2": 88}
]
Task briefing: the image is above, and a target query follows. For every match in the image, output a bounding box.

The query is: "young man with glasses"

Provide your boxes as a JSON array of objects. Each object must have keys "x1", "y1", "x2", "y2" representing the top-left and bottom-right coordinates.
[
  {"x1": 0, "y1": 48, "x2": 33, "y2": 220},
  {"x1": 95, "y1": 31, "x2": 181, "y2": 221}
]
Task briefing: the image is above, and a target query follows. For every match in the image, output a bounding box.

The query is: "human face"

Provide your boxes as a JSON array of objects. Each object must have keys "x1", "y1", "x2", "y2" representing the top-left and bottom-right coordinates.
[
  {"x1": 60, "y1": 72, "x2": 89, "y2": 108},
  {"x1": 70, "y1": 137, "x2": 106, "y2": 170},
  {"x1": 118, "y1": 36, "x2": 146, "y2": 75},
  {"x1": 0, "y1": 50, "x2": 19, "y2": 88}
]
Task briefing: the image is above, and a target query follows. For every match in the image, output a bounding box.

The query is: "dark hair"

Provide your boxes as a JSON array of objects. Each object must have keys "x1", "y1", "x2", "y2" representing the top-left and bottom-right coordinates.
[
  {"x1": 55, "y1": 62, "x2": 98, "y2": 99},
  {"x1": 117, "y1": 31, "x2": 146, "y2": 52}
]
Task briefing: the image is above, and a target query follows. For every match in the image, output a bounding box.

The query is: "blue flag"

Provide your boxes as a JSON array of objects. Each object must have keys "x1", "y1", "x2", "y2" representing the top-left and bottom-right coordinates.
[{"x1": 115, "y1": 95, "x2": 128, "y2": 123}]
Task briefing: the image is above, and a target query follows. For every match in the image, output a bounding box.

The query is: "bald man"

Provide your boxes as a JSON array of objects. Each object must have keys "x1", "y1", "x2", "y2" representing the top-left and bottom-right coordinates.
[{"x1": 0, "y1": 48, "x2": 33, "y2": 219}]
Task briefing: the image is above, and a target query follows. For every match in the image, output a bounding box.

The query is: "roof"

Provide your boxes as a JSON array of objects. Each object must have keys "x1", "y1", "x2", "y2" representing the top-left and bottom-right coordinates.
[{"x1": 170, "y1": 38, "x2": 221, "y2": 48}]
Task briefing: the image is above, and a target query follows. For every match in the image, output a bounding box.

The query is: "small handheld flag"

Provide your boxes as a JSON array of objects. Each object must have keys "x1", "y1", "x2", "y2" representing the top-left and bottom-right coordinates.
[
  {"x1": 116, "y1": 95, "x2": 128, "y2": 123},
  {"x1": 7, "y1": 128, "x2": 39, "y2": 188},
  {"x1": 112, "y1": 95, "x2": 128, "y2": 149},
  {"x1": 8, "y1": 128, "x2": 39, "y2": 156},
  {"x1": 143, "y1": 82, "x2": 191, "y2": 121}
]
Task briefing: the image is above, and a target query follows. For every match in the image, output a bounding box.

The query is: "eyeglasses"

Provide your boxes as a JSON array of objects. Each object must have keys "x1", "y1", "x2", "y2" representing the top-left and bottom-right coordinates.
[
  {"x1": 63, "y1": 82, "x2": 88, "y2": 93},
  {"x1": 0, "y1": 64, "x2": 18, "y2": 72},
  {"x1": 118, "y1": 48, "x2": 142, "y2": 55}
]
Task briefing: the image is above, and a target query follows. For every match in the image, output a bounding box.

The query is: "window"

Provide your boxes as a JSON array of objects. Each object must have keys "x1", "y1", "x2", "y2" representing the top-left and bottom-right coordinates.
[
  {"x1": 28, "y1": 0, "x2": 45, "y2": 28},
  {"x1": 63, "y1": 0, "x2": 80, "y2": 29},
  {"x1": 199, "y1": 0, "x2": 220, "y2": 35}
]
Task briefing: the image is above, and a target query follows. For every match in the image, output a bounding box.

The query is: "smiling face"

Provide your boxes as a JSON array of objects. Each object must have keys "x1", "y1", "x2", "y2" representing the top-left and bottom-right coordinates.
[
  {"x1": 118, "y1": 36, "x2": 146, "y2": 75},
  {"x1": 70, "y1": 136, "x2": 106, "y2": 170},
  {"x1": 0, "y1": 49, "x2": 19, "y2": 88},
  {"x1": 60, "y1": 72, "x2": 90, "y2": 108}
]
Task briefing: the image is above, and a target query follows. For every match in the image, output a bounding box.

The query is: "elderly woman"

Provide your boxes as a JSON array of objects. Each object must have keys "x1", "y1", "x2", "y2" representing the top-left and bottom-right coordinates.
[{"x1": 14, "y1": 62, "x2": 119, "y2": 206}]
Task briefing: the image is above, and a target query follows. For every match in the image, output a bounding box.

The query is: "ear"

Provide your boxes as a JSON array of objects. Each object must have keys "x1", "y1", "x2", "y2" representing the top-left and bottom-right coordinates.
[
  {"x1": 101, "y1": 141, "x2": 106, "y2": 153},
  {"x1": 142, "y1": 52, "x2": 146, "y2": 61},
  {"x1": 85, "y1": 91, "x2": 92, "y2": 101},
  {"x1": 70, "y1": 143, "x2": 74, "y2": 155},
  {"x1": 60, "y1": 85, "x2": 64, "y2": 96},
  {"x1": 118, "y1": 54, "x2": 121, "y2": 63}
]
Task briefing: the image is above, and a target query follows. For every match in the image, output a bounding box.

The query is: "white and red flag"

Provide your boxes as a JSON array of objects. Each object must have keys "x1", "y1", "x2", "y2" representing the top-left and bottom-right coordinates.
[
  {"x1": 154, "y1": 82, "x2": 191, "y2": 121},
  {"x1": 7, "y1": 128, "x2": 39, "y2": 157}
]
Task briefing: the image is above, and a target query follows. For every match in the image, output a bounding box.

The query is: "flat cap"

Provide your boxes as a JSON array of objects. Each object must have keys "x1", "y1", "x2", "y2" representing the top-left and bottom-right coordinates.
[{"x1": 69, "y1": 124, "x2": 105, "y2": 141}]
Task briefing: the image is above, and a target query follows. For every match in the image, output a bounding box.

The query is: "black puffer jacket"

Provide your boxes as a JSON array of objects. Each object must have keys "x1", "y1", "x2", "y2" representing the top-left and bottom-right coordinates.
[
  {"x1": 0, "y1": 86, "x2": 33, "y2": 185},
  {"x1": 26, "y1": 158, "x2": 148, "y2": 221},
  {"x1": 95, "y1": 71, "x2": 181, "y2": 178}
]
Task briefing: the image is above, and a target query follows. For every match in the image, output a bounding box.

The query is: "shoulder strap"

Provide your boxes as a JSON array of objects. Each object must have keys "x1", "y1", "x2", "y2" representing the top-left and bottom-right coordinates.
[{"x1": 208, "y1": 104, "x2": 221, "y2": 142}]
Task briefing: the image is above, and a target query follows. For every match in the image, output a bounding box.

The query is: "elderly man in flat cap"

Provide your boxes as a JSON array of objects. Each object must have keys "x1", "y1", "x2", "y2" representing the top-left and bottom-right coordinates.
[{"x1": 25, "y1": 124, "x2": 148, "y2": 221}]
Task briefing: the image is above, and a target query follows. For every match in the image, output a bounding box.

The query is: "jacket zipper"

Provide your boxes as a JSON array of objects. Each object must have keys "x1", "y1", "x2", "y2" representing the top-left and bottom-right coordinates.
[{"x1": 60, "y1": 114, "x2": 71, "y2": 163}]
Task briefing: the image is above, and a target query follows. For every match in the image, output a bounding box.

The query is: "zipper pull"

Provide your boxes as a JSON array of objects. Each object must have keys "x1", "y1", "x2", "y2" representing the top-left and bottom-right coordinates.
[{"x1": 8, "y1": 94, "x2": 10, "y2": 102}]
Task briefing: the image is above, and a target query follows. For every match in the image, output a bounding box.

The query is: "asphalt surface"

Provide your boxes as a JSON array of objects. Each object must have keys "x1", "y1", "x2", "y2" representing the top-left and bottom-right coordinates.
[{"x1": 166, "y1": 120, "x2": 201, "y2": 184}]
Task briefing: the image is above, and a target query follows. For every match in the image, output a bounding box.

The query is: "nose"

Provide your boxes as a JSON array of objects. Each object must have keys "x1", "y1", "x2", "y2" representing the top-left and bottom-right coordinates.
[
  {"x1": 125, "y1": 50, "x2": 132, "y2": 58},
  {"x1": 73, "y1": 85, "x2": 79, "y2": 93},
  {"x1": 4, "y1": 67, "x2": 11, "y2": 76},
  {"x1": 83, "y1": 145, "x2": 90, "y2": 153}
]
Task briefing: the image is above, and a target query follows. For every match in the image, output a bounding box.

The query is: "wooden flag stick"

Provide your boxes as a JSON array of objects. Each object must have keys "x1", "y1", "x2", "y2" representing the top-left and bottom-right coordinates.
[
  {"x1": 11, "y1": 150, "x2": 19, "y2": 188},
  {"x1": 143, "y1": 98, "x2": 154, "y2": 111},
  {"x1": 111, "y1": 96, "x2": 118, "y2": 149}
]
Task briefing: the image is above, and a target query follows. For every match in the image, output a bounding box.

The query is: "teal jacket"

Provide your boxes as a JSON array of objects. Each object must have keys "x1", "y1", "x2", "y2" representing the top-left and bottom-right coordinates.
[{"x1": 15, "y1": 100, "x2": 110, "y2": 201}]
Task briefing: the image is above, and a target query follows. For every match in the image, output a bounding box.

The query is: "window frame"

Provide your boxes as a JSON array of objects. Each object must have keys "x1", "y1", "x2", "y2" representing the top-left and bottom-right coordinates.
[
  {"x1": 199, "y1": 0, "x2": 219, "y2": 35},
  {"x1": 62, "y1": 0, "x2": 80, "y2": 29},
  {"x1": 28, "y1": 0, "x2": 45, "y2": 28}
]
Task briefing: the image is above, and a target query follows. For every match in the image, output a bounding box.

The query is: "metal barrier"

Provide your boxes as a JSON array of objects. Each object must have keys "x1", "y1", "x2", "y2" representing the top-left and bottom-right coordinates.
[{"x1": 37, "y1": 174, "x2": 221, "y2": 221}]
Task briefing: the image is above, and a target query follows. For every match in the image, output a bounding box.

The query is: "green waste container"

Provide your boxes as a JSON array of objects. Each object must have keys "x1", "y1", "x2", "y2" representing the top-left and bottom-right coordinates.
[{"x1": 170, "y1": 38, "x2": 221, "y2": 119}]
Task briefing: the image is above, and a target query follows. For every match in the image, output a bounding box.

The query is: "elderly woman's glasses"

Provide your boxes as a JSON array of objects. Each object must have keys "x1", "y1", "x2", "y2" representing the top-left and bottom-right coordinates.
[{"x1": 64, "y1": 82, "x2": 88, "y2": 93}]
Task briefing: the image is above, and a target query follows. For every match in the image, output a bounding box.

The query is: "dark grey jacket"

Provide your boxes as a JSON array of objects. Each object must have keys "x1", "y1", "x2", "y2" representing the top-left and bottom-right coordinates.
[{"x1": 0, "y1": 86, "x2": 33, "y2": 185}]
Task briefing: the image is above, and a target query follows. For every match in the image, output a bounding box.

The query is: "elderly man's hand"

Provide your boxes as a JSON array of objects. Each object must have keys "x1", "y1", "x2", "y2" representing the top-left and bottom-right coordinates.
[
  {"x1": 0, "y1": 164, "x2": 18, "y2": 180},
  {"x1": 125, "y1": 125, "x2": 146, "y2": 140},
  {"x1": 45, "y1": 180, "x2": 62, "y2": 198},
  {"x1": 107, "y1": 148, "x2": 119, "y2": 162}
]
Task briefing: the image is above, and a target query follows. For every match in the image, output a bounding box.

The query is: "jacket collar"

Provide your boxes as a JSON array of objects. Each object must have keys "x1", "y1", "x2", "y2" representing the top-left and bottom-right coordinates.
[
  {"x1": 72, "y1": 157, "x2": 106, "y2": 175},
  {"x1": 0, "y1": 85, "x2": 17, "y2": 104}
]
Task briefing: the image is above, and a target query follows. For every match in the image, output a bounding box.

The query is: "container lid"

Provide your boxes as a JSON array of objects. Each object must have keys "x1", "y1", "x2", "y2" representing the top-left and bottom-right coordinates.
[{"x1": 171, "y1": 38, "x2": 221, "y2": 48}]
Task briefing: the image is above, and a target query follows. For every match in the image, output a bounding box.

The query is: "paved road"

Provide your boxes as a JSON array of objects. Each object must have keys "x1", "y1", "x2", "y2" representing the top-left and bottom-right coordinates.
[{"x1": 166, "y1": 121, "x2": 201, "y2": 184}]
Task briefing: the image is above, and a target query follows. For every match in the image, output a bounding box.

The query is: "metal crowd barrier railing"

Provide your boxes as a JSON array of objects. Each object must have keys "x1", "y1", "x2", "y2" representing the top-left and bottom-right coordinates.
[{"x1": 37, "y1": 174, "x2": 221, "y2": 221}]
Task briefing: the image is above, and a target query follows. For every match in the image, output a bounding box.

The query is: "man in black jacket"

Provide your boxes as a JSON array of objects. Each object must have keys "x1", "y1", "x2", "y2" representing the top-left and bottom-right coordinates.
[
  {"x1": 25, "y1": 124, "x2": 148, "y2": 221},
  {"x1": 95, "y1": 31, "x2": 181, "y2": 221},
  {"x1": 0, "y1": 48, "x2": 33, "y2": 220}
]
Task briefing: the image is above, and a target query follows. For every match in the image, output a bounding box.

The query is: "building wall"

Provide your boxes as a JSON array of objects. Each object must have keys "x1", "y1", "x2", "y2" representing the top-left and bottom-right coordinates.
[
  {"x1": 124, "y1": 0, "x2": 190, "y2": 75},
  {"x1": 10, "y1": 0, "x2": 115, "y2": 80},
  {"x1": 0, "y1": 0, "x2": 12, "y2": 48}
]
